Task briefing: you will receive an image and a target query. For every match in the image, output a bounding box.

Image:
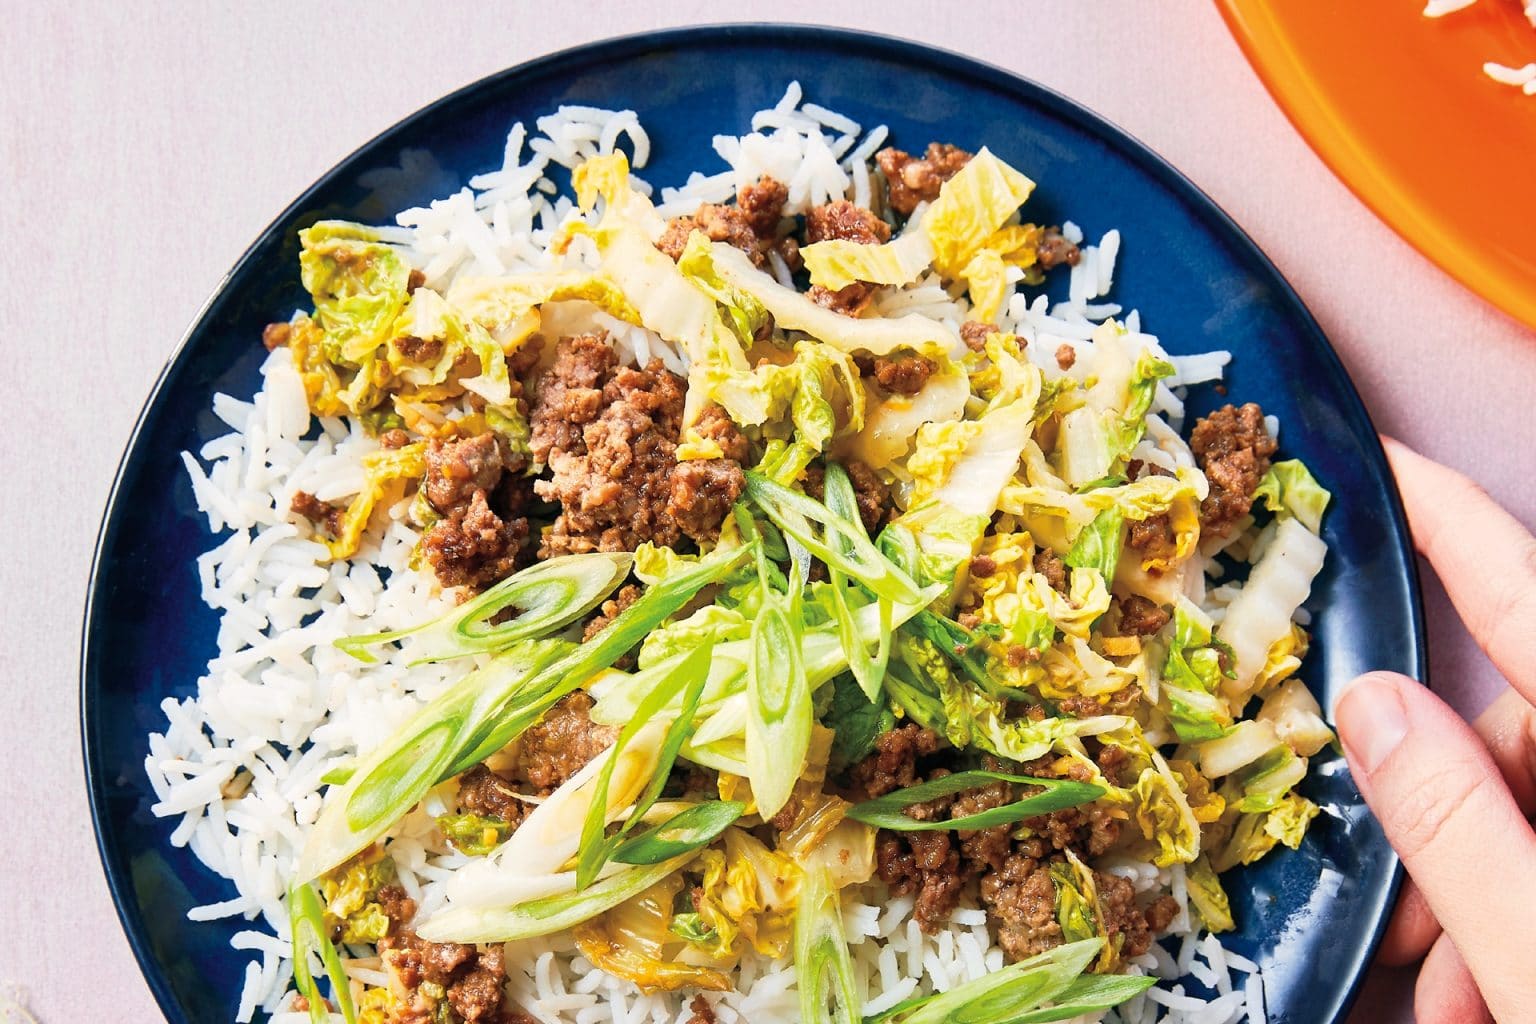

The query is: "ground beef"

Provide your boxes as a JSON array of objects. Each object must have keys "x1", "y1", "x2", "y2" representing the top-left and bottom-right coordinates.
[
  {"x1": 800, "y1": 459, "x2": 891, "y2": 535},
  {"x1": 952, "y1": 777, "x2": 1016, "y2": 874},
  {"x1": 423, "y1": 487, "x2": 534, "y2": 590},
  {"x1": 848, "y1": 724, "x2": 943, "y2": 798},
  {"x1": 515, "y1": 692, "x2": 618, "y2": 795},
  {"x1": 414, "y1": 433, "x2": 536, "y2": 590},
  {"x1": 1190, "y1": 402, "x2": 1277, "y2": 538},
  {"x1": 581, "y1": 583, "x2": 642, "y2": 642},
  {"x1": 1117, "y1": 594, "x2": 1170, "y2": 636},
  {"x1": 1095, "y1": 870, "x2": 1159, "y2": 959},
  {"x1": 1025, "y1": 802, "x2": 1123, "y2": 858},
  {"x1": 960, "y1": 320, "x2": 999, "y2": 351},
  {"x1": 530, "y1": 337, "x2": 743, "y2": 555},
  {"x1": 290, "y1": 490, "x2": 344, "y2": 536},
  {"x1": 456, "y1": 764, "x2": 528, "y2": 827},
  {"x1": 669, "y1": 405, "x2": 748, "y2": 540},
  {"x1": 809, "y1": 280, "x2": 881, "y2": 317},
  {"x1": 1126, "y1": 513, "x2": 1178, "y2": 568},
  {"x1": 529, "y1": 333, "x2": 614, "y2": 467},
  {"x1": 685, "y1": 995, "x2": 720, "y2": 1024},
  {"x1": 806, "y1": 200, "x2": 891, "y2": 245},
  {"x1": 395, "y1": 334, "x2": 445, "y2": 365},
  {"x1": 1054, "y1": 344, "x2": 1077, "y2": 371},
  {"x1": 656, "y1": 175, "x2": 789, "y2": 268},
  {"x1": 804, "y1": 199, "x2": 895, "y2": 317},
  {"x1": 877, "y1": 830, "x2": 967, "y2": 929},
  {"x1": 380, "y1": 428, "x2": 412, "y2": 449},
  {"x1": 1094, "y1": 742, "x2": 1133, "y2": 787},
  {"x1": 690, "y1": 403, "x2": 751, "y2": 462},
  {"x1": 378, "y1": 887, "x2": 510, "y2": 1023},
  {"x1": 1033, "y1": 547, "x2": 1068, "y2": 593},
  {"x1": 876, "y1": 143, "x2": 973, "y2": 217},
  {"x1": 855, "y1": 350, "x2": 937, "y2": 395},
  {"x1": 1036, "y1": 226, "x2": 1082, "y2": 269},
  {"x1": 980, "y1": 858, "x2": 1063, "y2": 962}
]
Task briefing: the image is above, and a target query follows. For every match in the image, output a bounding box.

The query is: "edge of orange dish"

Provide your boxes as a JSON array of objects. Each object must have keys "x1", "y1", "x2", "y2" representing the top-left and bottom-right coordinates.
[{"x1": 1216, "y1": 0, "x2": 1536, "y2": 331}]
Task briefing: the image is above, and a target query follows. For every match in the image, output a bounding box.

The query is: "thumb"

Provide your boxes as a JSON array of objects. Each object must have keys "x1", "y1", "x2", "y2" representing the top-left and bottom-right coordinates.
[{"x1": 1335, "y1": 671, "x2": 1536, "y2": 1022}]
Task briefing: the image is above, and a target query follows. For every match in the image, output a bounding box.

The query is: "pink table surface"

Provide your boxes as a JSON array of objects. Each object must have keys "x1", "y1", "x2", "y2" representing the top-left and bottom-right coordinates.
[{"x1": 3, "y1": 3, "x2": 1531, "y2": 1021}]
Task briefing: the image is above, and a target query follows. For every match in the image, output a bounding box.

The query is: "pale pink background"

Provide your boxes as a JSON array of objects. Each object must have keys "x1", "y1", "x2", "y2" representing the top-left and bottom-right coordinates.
[{"x1": 2, "y1": 3, "x2": 1532, "y2": 1022}]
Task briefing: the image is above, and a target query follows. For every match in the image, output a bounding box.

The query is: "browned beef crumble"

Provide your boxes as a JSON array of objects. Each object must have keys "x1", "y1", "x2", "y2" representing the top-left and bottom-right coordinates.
[
  {"x1": 806, "y1": 199, "x2": 891, "y2": 245},
  {"x1": 1054, "y1": 343, "x2": 1077, "y2": 371},
  {"x1": 529, "y1": 335, "x2": 744, "y2": 557},
  {"x1": 416, "y1": 432, "x2": 535, "y2": 591},
  {"x1": 515, "y1": 692, "x2": 617, "y2": 795},
  {"x1": 1117, "y1": 594, "x2": 1171, "y2": 636},
  {"x1": 854, "y1": 350, "x2": 937, "y2": 396},
  {"x1": 876, "y1": 143, "x2": 973, "y2": 217},
  {"x1": 980, "y1": 857, "x2": 1063, "y2": 961},
  {"x1": 960, "y1": 319, "x2": 1000, "y2": 351},
  {"x1": 656, "y1": 175, "x2": 792, "y2": 269},
  {"x1": 394, "y1": 334, "x2": 445, "y2": 365},
  {"x1": 455, "y1": 764, "x2": 529, "y2": 829},
  {"x1": 1036, "y1": 226, "x2": 1082, "y2": 269},
  {"x1": 1126, "y1": 513, "x2": 1178, "y2": 569},
  {"x1": 581, "y1": 583, "x2": 642, "y2": 643},
  {"x1": 290, "y1": 490, "x2": 344, "y2": 536},
  {"x1": 379, "y1": 428, "x2": 412, "y2": 449},
  {"x1": 1190, "y1": 402, "x2": 1277, "y2": 538},
  {"x1": 849, "y1": 726, "x2": 1172, "y2": 956},
  {"x1": 1033, "y1": 547, "x2": 1068, "y2": 593},
  {"x1": 800, "y1": 459, "x2": 892, "y2": 535},
  {"x1": 377, "y1": 885, "x2": 511, "y2": 1023},
  {"x1": 803, "y1": 199, "x2": 895, "y2": 317}
]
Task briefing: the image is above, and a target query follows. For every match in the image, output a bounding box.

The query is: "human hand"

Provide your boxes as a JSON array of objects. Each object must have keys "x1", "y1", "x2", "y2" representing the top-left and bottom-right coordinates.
[{"x1": 1334, "y1": 437, "x2": 1536, "y2": 1024}]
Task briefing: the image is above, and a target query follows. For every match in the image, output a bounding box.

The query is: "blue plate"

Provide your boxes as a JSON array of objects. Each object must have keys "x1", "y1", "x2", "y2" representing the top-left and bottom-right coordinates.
[{"x1": 82, "y1": 24, "x2": 1424, "y2": 1024}]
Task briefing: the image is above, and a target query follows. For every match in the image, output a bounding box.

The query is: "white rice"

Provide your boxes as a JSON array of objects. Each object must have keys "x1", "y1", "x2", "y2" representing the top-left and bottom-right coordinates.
[
  {"x1": 1423, "y1": 0, "x2": 1536, "y2": 93},
  {"x1": 148, "y1": 86, "x2": 1263, "y2": 1023}
]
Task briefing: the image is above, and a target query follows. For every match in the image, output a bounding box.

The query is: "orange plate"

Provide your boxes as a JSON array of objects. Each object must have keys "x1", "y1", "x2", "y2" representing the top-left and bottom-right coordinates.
[{"x1": 1217, "y1": 0, "x2": 1536, "y2": 329}]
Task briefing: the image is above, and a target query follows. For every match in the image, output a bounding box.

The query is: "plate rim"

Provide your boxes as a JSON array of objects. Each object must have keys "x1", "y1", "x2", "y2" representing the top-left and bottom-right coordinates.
[{"x1": 80, "y1": 21, "x2": 1425, "y2": 1024}]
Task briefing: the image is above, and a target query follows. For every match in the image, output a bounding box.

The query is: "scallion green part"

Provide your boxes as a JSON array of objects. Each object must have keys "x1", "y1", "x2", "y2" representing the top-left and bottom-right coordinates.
[
  {"x1": 289, "y1": 880, "x2": 358, "y2": 1024},
  {"x1": 612, "y1": 800, "x2": 746, "y2": 865},
  {"x1": 847, "y1": 770, "x2": 1104, "y2": 832},
  {"x1": 864, "y1": 938, "x2": 1104, "y2": 1024},
  {"x1": 744, "y1": 471, "x2": 924, "y2": 607},
  {"x1": 576, "y1": 642, "x2": 713, "y2": 888},
  {"x1": 336, "y1": 552, "x2": 633, "y2": 664},
  {"x1": 798, "y1": 865, "x2": 860, "y2": 1024}
]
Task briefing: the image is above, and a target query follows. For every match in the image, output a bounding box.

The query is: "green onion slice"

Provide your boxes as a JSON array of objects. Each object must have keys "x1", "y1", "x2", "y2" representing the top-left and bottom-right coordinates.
[
  {"x1": 611, "y1": 800, "x2": 746, "y2": 865},
  {"x1": 846, "y1": 770, "x2": 1104, "y2": 832},
  {"x1": 336, "y1": 552, "x2": 633, "y2": 664},
  {"x1": 289, "y1": 880, "x2": 357, "y2": 1024}
]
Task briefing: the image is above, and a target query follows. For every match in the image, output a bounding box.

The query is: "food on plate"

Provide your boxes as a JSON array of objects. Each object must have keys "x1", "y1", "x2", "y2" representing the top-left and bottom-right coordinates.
[{"x1": 155, "y1": 84, "x2": 1334, "y2": 1024}]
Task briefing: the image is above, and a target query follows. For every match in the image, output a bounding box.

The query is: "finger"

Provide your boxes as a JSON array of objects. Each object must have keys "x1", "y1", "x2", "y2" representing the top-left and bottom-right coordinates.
[
  {"x1": 1382, "y1": 436, "x2": 1536, "y2": 698},
  {"x1": 1415, "y1": 934, "x2": 1492, "y2": 1024},
  {"x1": 1336, "y1": 671, "x2": 1536, "y2": 1022},
  {"x1": 1473, "y1": 688, "x2": 1536, "y2": 816},
  {"x1": 1378, "y1": 879, "x2": 1440, "y2": 966}
]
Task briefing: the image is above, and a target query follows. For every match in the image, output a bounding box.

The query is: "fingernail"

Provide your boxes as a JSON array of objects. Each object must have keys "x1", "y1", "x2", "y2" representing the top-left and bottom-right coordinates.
[{"x1": 1337, "y1": 674, "x2": 1409, "y2": 774}]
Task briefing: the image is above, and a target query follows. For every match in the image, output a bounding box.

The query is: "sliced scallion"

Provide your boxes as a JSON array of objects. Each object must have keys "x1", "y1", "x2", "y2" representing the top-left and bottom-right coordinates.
[
  {"x1": 823, "y1": 461, "x2": 894, "y2": 701},
  {"x1": 336, "y1": 552, "x2": 633, "y2": 665},
  {"x1": 797, "y1": 865, "x2": 860, "y2": 1024},
  {"x1": 865, "y1": 938, "x2": 1102, "y2": 1024},
  {"x1": 744, "y1": 472, "x2": 924, "y2": 607},
  {"x1": 846, "y1": 770, "x2": 1104, "y2": 832},
  {"x1": 289, "y1": 880, "x2": 357, "y2": 1024},
  {"x1": 576, "y1": 641, "x2": 713, "y2": 888},
  {"x1": 611, "y1": 800, "x2": 746, "y2": 865}
]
